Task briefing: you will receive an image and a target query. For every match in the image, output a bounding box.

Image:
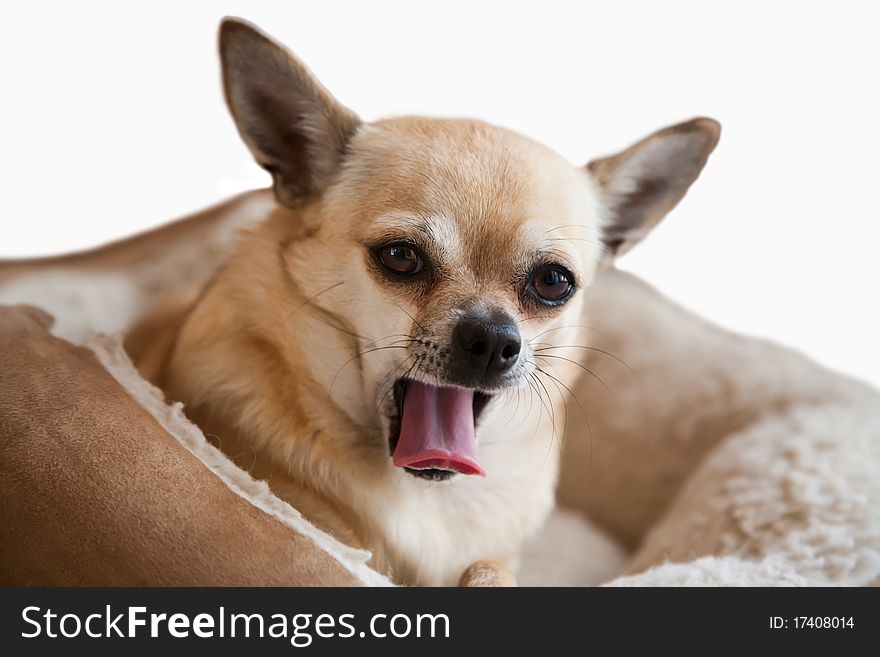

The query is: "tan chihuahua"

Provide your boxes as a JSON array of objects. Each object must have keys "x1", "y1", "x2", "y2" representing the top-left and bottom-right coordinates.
[{"x1": 128, "y1": 17, "x2": 719, "y2": 586}]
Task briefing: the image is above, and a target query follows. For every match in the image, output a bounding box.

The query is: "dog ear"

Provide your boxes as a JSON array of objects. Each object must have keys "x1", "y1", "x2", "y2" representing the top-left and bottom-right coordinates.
[
  {"x1": 588, "y1": 117, "x2": 720, "y2": 258},
  {"x1": 218, "y1": 18, "x2": 362, "y2": 206}
]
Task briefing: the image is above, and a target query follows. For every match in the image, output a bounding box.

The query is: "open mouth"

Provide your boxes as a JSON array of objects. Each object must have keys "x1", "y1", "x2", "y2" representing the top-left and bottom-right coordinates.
[{"x1": 389, "y1": 379, "x2": 492, "y2": 481}]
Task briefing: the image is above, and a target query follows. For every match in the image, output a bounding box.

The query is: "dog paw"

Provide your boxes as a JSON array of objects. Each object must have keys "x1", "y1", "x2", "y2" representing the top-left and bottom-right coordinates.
[{"x1": 458, "y1": 560, "x2": 517, "y2": 587}]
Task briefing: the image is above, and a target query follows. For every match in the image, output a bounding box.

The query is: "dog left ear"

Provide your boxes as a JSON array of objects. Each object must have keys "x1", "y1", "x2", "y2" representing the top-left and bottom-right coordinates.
[
  {"x1": 218, "y1": 18, "x2": 362, "y2": 206},
  {"x1": 588, "y1": 117, "x2": 720, "y2": 258}
]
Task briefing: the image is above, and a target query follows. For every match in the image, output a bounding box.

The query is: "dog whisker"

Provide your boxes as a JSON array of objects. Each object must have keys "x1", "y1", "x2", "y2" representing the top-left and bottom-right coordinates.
[
  {"x1": 533, "y1": 353, "x2": 617, "y2": 400},
  {"x1": 531, "y1": 343, "x2": 634, "y2": 372},
  {"x1": 532, "y1": 363, "x2": 593, "y2": 472},
  {"x1": 526, "y1": 371, "x2": 559, "y2": 471},
  {"x1": 390, "y1": 301, "x2": 428, "y2": 334},
  {"x1": 285, "y1": 281, "x2": 344, "y2": 321},
  {"x1": 536, "y1": 366, "x2": 570, "y2": 450},
  {"x1": 526, "y1": 323, "x2": 604, "y2": 343},
  {"x1": 546, "y1": 236, "x2": 609, "y2": 252},
  {"x1": 525, "y1": 375, "x2": 545, "y2": 444},
  {"x1": 545, "y1": 224, "x2": 605, "y2": 235},
  {"x1": 531, "y1": 368, "x2": 560, "y2": 446},
  {"x1": 374, "y1": 354, "x2": 422, "y2": 423},
  {"x1": 329, "y1": 342, "x2": 416, "y2": 397}
]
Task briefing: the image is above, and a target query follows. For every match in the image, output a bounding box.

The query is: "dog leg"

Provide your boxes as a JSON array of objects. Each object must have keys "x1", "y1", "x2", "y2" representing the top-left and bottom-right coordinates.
[{"x1": 459, "y1": 560, "x2": 517, "y2": 587}]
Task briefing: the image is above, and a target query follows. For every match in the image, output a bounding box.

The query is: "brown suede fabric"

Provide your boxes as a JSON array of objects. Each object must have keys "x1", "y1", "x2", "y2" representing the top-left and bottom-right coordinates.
[{"x1": 0, "y1": 305, "x2": 359, "y2": 586}]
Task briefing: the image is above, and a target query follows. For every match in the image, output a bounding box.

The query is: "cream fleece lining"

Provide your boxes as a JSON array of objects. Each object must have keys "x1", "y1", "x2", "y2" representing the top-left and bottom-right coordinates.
[{"x1": 88, "y1": 335, "x2": 394, "y2": 587}]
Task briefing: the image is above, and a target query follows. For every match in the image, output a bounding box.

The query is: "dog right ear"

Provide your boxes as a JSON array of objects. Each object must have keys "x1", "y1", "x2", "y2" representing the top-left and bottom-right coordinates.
[
  {"x1": 588, "y1": 117, "x2": 720, "y2": 259},
  {"x1": 218, "y1": 18, "x2": 362, "y2": 206}
]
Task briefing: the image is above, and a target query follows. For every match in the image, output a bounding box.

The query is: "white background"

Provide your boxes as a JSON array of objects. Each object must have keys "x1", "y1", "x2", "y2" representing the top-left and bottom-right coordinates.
[{"x1": 2, "y1": 1, "x2": 878, "y2": 386}]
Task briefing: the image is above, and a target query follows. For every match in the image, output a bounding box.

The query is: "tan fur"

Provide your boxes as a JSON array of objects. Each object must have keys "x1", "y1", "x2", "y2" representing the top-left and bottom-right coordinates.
[
  {"x1": 459, "y1": 561, "x2": 517, "y2": 587},
  {"x1": 126, "y1": 18, "x2": 719, "y2": 586}
]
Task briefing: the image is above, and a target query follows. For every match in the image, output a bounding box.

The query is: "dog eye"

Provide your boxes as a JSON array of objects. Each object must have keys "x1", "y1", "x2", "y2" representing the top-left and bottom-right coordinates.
[
  {"x1": 529, "y1": 265, "x2": 574, "y2": 304},
  {"x1": 377, "y1": 244, "x2": 424, "y2": 276}
]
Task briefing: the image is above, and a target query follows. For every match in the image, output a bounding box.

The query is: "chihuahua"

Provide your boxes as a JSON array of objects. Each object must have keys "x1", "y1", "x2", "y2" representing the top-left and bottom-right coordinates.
[{"x1": 128, "y1": 17, "x2": 719, "y2": 586}]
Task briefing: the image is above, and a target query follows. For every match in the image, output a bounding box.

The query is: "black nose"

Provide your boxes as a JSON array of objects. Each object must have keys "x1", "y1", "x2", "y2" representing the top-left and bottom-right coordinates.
[{"x1": 452, "y1": 311, "x2": 522, "y2": 384}]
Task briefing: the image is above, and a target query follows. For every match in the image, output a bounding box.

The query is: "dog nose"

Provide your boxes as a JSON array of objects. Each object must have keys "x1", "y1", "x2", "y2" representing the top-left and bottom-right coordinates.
[{"x1": 453, "y1": 311, "x2": 522, "y2": 381}]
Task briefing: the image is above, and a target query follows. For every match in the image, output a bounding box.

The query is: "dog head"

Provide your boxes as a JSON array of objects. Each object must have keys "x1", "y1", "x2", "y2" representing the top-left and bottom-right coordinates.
[{"x1": 217, "y1": 18, "x2": 719, "y2": 481}]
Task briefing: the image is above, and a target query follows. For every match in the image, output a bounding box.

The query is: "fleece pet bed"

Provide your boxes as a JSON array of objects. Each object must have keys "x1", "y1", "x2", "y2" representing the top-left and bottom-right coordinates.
[{"x1": 1, "y1": 190, "x2": 878, "y2": 586}]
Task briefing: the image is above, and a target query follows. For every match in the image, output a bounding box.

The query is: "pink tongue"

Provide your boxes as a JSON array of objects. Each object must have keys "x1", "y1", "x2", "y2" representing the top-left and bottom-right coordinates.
[{"x1": 392, "y1": 381, "x2": 485, "y2": 476}]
